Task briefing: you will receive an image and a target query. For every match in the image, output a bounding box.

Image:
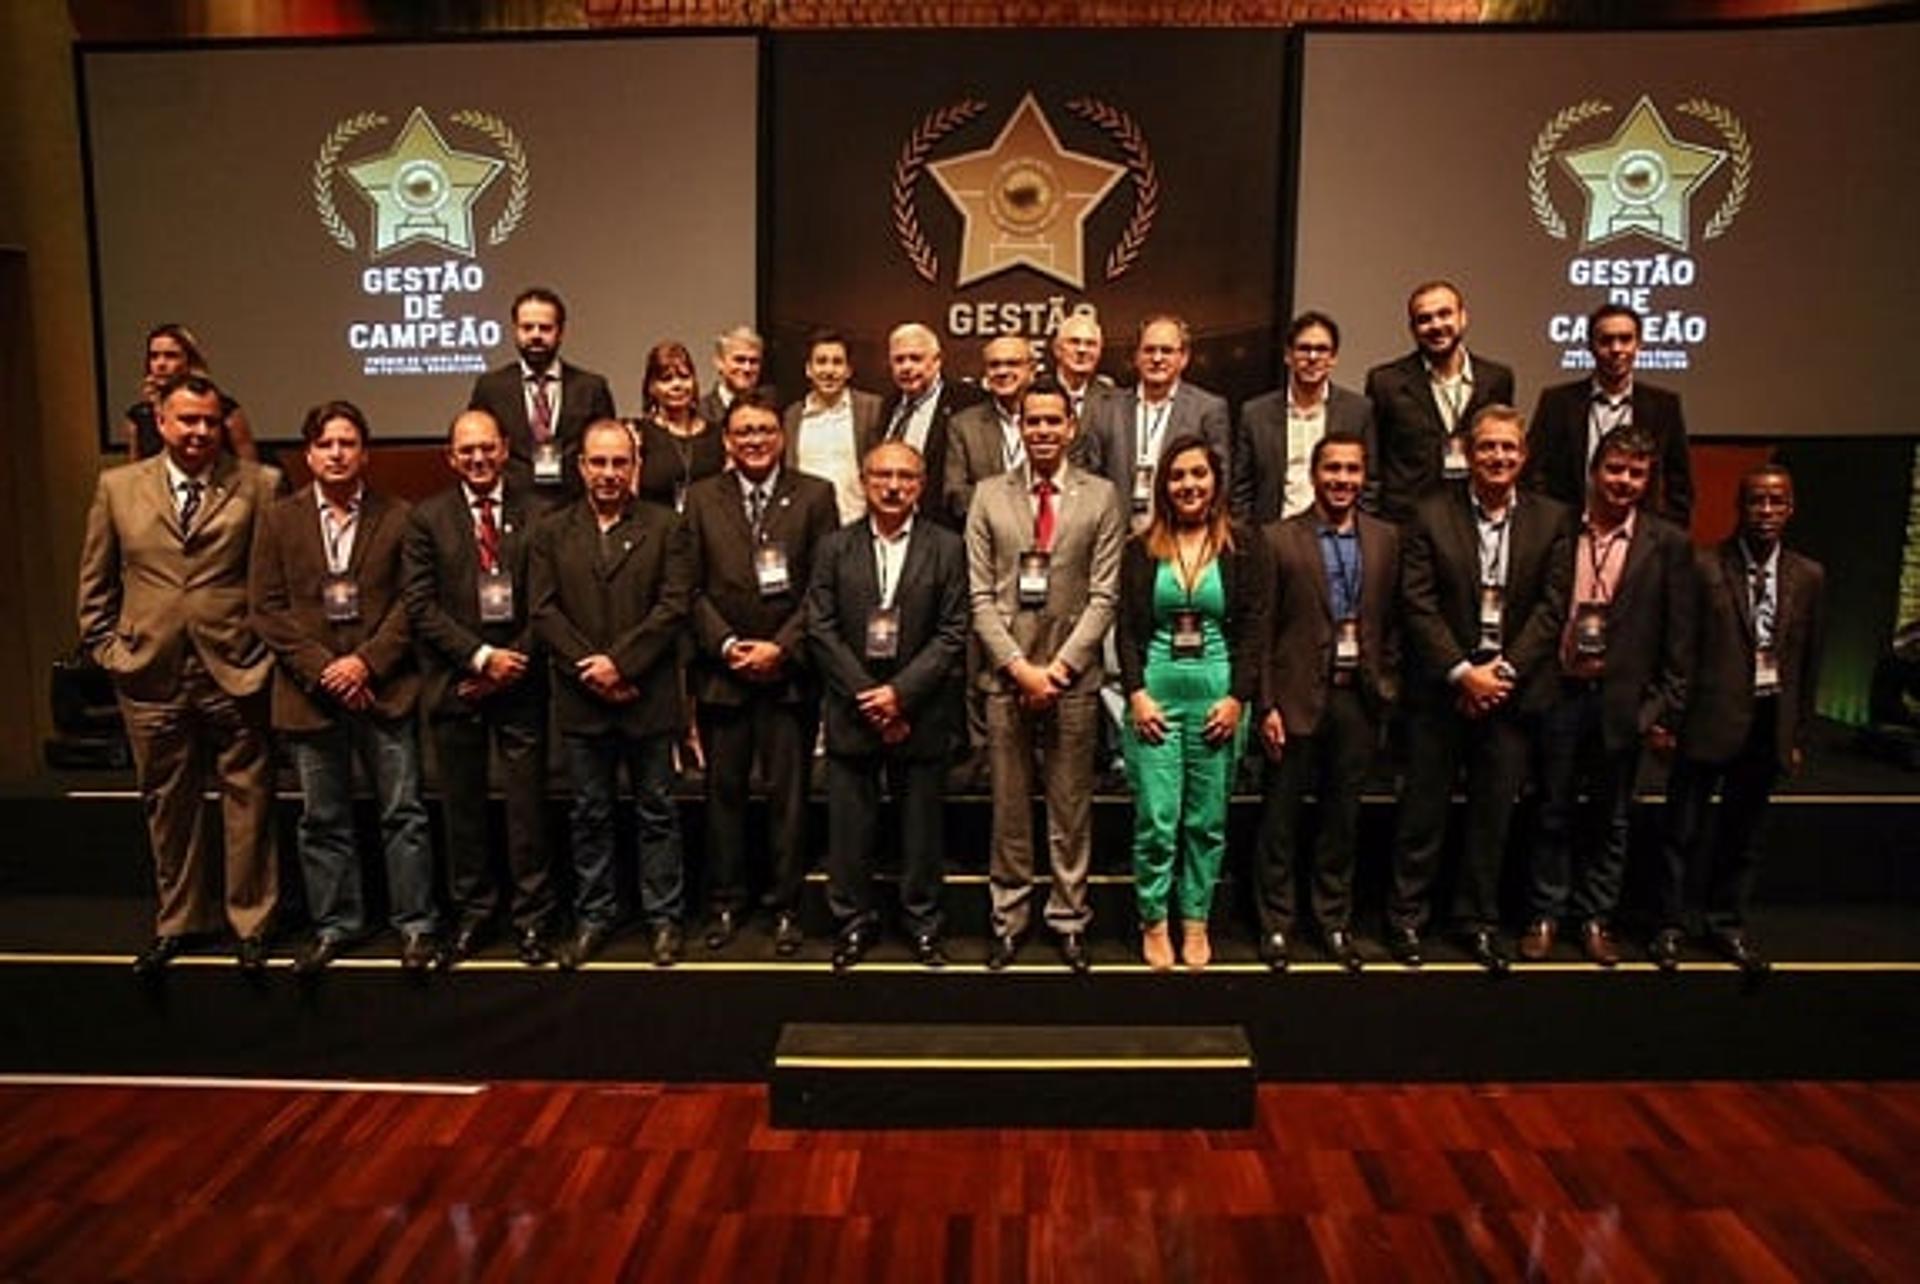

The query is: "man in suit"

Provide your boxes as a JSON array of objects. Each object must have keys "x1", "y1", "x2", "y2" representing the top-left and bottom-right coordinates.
[
  {"x1": 784, "y1": 329, "x2": 883, "y2": 525},
  {"x1": 1078, "y1": 314, "x2": 1232, "y2": 533},
  {"x1": 699, "y1": 325, "x2": 777, "y2": 429},
  {"x1": 684, "y1": 393, "x2": 840, "y2": 955},
  {"x1": 1519, "y1": 425, "x2": 1693, "y2": 968},
  {"x1": 1254, "y1": 432, "x2": 1399, "y2": 972},
  {"x1": 77, "y1": 373, "x2": 281, "y2": 974},
  {"x1": 1051, "y1": 311, "x2": 1113, "y2": 426},
  {"x1": 402, "y1": 409, "x2": 556, "y2": 968},
  {"x1": 943, "y1": 333, "x2": 1036, "y2": 526},
  {"x1": 807, "y1": 440, "x2": 969, "y2": 970},
  {"x1": 251, "y1": 400, "x2": 438, "y2": 974},
  {"x1": 1655, "y1": 463, "x2": 1824, "y2": 975},
  {"x1": 1233, "y1": 311, "x2": 1376, "y2": 526},
  {"x1": 530, "y1": 420, "x2": 696, "y2": 969},
  {"x1": 1525, "y1": 303, "x2": 1694, "y2": 527},
  {"x1": 877, "y1": 322, "x2": 982, "y2": 530},
  {"x1": 1365, "y1": 281, "x2": 1516, "y2": 523},
  {"x1": 967, "y1": 379, "x2": 1126, "y2": 972},
  {"x1": 1389, "y1": 405, "x2": 1571, "y2": 972},
  {"x1": 466, "y1": 286, "x2": 616, "y2": 507}
]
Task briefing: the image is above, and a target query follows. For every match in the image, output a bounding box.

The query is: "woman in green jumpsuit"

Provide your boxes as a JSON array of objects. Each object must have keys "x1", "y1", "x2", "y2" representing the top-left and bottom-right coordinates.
[{"x1": 1116, "y1": 435, "x2": 1270, "y2": 970}]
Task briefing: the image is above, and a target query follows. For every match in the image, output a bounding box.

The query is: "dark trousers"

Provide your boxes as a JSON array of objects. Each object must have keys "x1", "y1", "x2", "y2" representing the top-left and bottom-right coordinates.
[
  {"x1": 700, "y1": 695, "x2": 810, "y2": 914},
  {"x1": 563, "y1": 730, "x2": 685, "y2": 929},
  {"x1": 1529, "y1": 681, "x2": 1640, "y2": 923},
  {"x1": 430, "y1": 690, "x2": 553, "y2": 936},
  {"x1": 825, "y1": 752, "x2": 946, "y2": 938},
  {"x1": 1253, "y1": 686, "x2": 1375, "y2": 935},
  {"x1": 1660, "y1": 699, "x2": 1780, "y2": 934},
  {"x1": 1390, "y1": 703, "x2": 1531, "y2": 933}
]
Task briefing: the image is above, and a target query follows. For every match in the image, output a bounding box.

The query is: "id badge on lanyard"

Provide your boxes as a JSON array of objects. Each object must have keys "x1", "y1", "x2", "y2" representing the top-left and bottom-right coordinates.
[
  {"x1": 1442, "y1": 434, "x2": 1469, "y2": 480},
  {"x1": 321, "y1": 572, "x2": 361, "y2": 623},
  {"x1": 1572, "y1": 602, "x2": 1608, "y2": 659},
  {"x1": 478, "y1": 570, "x2": 515, "y2": 623},
  {"x1": 1334, "y1": 616, "x2": 1361, "y2": 670},
  {"x1": 1017, "y1": 550, "x2": 1051, "y2": 608},
  {"x1": 1170, "y1": 608, "x2": 1204, "y2": 659},
  {"x1": 865, "y1": 606, "x2": 900, "y2": 660},
  {"x1": 754, "y1": 541, "x2": 792, "y2": 597},
  {"x1": 1754, "y1": 646, "x2": 1781, "y2": 695},
  {"x1": 1131, "y1": 464, "x2": 1153, "y2": 515},
  {"x1": 1478, "y1": 583, "x2": 1505, "y2": 654},
  {"x1": 532, "y1": 440, "x2": 564, "y2": 486}
]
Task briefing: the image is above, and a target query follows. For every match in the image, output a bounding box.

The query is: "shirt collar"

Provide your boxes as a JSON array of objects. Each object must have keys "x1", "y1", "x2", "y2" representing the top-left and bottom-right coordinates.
[
  {"x1": 803, "y1": 388, "x2": 850, "y2": 416},
  {"x1": 869, "y1": 513, "x2": 914, "y2": 545},
  {"x1": 1423, "y1": 348, "x2": 1475, "y2": 385},
  {"x1": 1584, "y1": 504, "x2": 1636, "y2": 543},
  {"x1": 1589, "y1": 376, "x2": 1634, "y2": 405},
  {"x1": 737, "y1": 466, "x2": 781, "y2": 499},
  {"x1": 462, "y1": 481, "x2": 505, "y2": 508},
  {"x1": 1472, "y1": 486, "x2": 1517, "y2": 523},
  {"x1": 1024, "y1": 461, "x2": 1069, "y2": 491},
  {"x1": 313, "y1": 481, "x2": 365, "y2": 514},
  {"x1": 518, "y1": 359, "x2": 563, "y2": 383},
  {"x1": 1288, "y1": 377, "x2": 1331, "y2": 411},
  {"x1": 164, "y1": 454, "x2": 213, "y2": 492}
]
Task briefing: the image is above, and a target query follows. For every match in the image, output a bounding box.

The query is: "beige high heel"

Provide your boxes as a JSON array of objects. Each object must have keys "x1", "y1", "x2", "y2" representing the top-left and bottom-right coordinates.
[
  {"x1": 1142, "y1": 921, "x2": 1174, "y2": 971},
  {"x1": 1182, "y1": 921, "x2": 1212, "y2": 971}
]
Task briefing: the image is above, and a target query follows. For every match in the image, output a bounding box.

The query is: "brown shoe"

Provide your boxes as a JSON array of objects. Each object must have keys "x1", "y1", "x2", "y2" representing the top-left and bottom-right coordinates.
[
  {"x1": 1142, "y1": 921, "x2": 1174, "y2": 972},
  {"x1": 1579, "y1": 918, "x2": 1620, "y2": 968},
  {"x1": 1518, "y1": 917, "x2": 1555, "y2": 962}
]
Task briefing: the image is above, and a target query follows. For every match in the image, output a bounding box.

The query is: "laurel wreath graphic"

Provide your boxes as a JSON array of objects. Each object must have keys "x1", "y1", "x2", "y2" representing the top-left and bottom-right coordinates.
[
  {"x1": 1065, "y1": 96, "x2": 1160, "y2": 281},
  {"x1": 891, "y1": 99, "x2": 989, "y2": 283},
  {"x1": 1674, "y1": 98, "x2": 1751, "y2": 240},
  {"x1": 312, "y1": 111, "x2": 389, "y2": 251},
  {"x1": 449, "y1": 109, "x2": 531, "y2": 245},
  {"x1": 1527, "y1": 99, "x2": 1613, "y2": 240}
]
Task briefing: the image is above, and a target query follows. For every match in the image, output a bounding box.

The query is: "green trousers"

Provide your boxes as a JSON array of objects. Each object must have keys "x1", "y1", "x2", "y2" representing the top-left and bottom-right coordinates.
[{"x1": 1125, "y1": 658, "x2": 1234, "y2": 924}]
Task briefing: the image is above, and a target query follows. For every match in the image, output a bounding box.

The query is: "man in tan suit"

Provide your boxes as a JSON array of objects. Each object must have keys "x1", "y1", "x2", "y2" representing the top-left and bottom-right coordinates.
[{"x1": 77, "y1": 374, "x2": 281, "y2": 974}]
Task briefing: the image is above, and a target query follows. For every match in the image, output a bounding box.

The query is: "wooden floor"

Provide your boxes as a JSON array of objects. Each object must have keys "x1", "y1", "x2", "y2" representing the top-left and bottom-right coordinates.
[{"x1": 1, "y1": 1079, "x2": 1916, "y2": 1282}]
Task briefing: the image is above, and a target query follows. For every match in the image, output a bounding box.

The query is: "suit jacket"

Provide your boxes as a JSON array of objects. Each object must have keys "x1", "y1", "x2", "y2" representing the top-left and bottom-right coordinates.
[
  {"x1": 807, "y1": 519, "x2": 969, "y2": 760},
  {"x1": 1262, "y1": 510, "x2": 1402, "y2": 734},
  {"x1": 783, "y1": 388, "x2": 884, "y2": 474},
  {"x1": 1364, "y1": 350, "x2": 1516, "y2": 522},
  {"x1": 529, "y1": 500, "x2": 693, "y2": 738},
  {"x1": 942, "y1": 397, "x2": 1022, "y2": 526},
  {"x1": 683, "y1": 467, "x2": 841, "y2": 706},
  {"x1": 1678, "y1": 539, "x2": 1825, "y2": 770},
  {"x1": 876, "y1": 380, "x2": 984, "y2": 529},
  {"x1": 1230, "y1": 382, "x2": 1375, "y2": 525},
  {"x1": 1398, "y1": 488, "x2": 1572, "y2": 713},
  {"x1": 467, "y1": 360, "x2": 616, "y2": 499},
  {"x1": 965, "y1": 463, "x2": 1124, "y2": 694},
  {"x1": 701, "y1": 382, "x2": 780, "y2": 431},
  {"x1": 250, "y1": 485, "x2": 418, "y2": 731},
  {"x1": 1524, "y1": 379, "x2": 1693, "y2": 527},
  {"x1": 1077, "y1": 380, "x2": 1233, "y2": 509},
  {"x1": 401, "y1": 480, "x2": 546, "y2": 720},
  {"x1": 1115, "y1": 522, "x2": 1270, "y2": 705},
  {"x1": 1564, "y1": 512, "x2": 1694, "y2": 751},
  {"x1": 78, "y1": 454, "x2": 282, "y2": 702}
]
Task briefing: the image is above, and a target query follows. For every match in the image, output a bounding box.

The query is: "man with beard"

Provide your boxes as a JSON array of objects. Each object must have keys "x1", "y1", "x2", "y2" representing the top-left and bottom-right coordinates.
[{"x1": 467, "y1": 286, "x2": 616, "y2": 506}]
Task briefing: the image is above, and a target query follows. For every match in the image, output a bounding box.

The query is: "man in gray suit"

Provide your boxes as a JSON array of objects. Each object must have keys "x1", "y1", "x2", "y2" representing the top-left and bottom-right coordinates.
[
  {"x1": 1077, "y1": 314, "x2": 1231, "y2": 532},
  {"x1": 943, "y1": 333, "x2": 1036, "y2": 525},
  {"x1": 967, "y1": 379, "x2": 1125, "y2": 972},
  {"x1": 1232, "y1": 311, "x2": 1376, "y2": 525}
]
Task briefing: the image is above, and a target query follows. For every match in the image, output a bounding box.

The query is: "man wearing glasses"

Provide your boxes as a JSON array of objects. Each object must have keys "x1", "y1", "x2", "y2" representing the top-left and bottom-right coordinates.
[{"x1": 1232, "y1": 311, "x2": 1377, "y2": 525}]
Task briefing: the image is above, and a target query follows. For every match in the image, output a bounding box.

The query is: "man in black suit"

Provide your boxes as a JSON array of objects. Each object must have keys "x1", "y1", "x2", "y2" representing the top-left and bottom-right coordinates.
[
  {"x1": 684, "y1": 393, "x2": 840, "y2": 955},
  {"x1": 466, "y1": 286, "x2": 616, "y2": 507},
  {"x1": 1390, "y1": 404, "x2": 1571, "y2": 972},
  {"x1": 1518, "y1": 425, "x2": 1693, "y2": 968},
  {"x1": 698, "y1": 324, "x2": 778, "y2": 428},
  {"x1": 1365, "y1": 281, "x2": 1516, "y2": 523},
  {"x1": 1077, "y1": 314, "x2": 1232, "y2": 533},
  {"x1": 1524, "y1": 303, "x2": 1693, "y2": 527},
  {"x1": 807, "y1": 440, "x2": 969, "y2": 970},
  {"x1": 402, "y1": 409, "x2": 556, "y2": 968},
  {"x1": 877, "y1": 322, "x2": 981, "y2": 530},
  {"x1": 1233, "y1": 311, "x2": 1377, "y2": 526},
  {"x1": 1655, "y1": 463, "x2": 1824, "y2": 974},
  {"x1": 1254, "y1": 432, "x2": 1399, "y2": 972},
  {"x1": 530, "y1": 420, "x2": 695, "y2": 969}
]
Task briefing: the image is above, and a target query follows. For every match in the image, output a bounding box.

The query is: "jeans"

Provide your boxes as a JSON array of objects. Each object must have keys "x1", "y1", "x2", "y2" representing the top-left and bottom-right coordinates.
[{"x1": 562, "y1": 730, "x2": 685, "y2": 929}]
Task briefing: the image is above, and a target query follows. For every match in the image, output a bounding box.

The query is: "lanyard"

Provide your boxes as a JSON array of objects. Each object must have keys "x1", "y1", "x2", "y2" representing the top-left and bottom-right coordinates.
[
  {"x1": 1135, "y1": 399, "x2": 1172, "y2": 466},
  {"x1": 1172, "y1": 531, "x2": 1210, "y2": 604},
  {"x1": 1321, "y1": 526, "x2": 1359, "y2": 614},
  {"x1": 1475, "y1": 502, "x2": 1512, "y2": 586},
  {"x1": 874, "y1": 529, "x2": 908, "y2": 610},
  {"x1": 1583, "y1": 523, "x2": 1627, "y2": 605},
  {"x1": 321, "y1": 501, "x2": 358, "y2": 575}
]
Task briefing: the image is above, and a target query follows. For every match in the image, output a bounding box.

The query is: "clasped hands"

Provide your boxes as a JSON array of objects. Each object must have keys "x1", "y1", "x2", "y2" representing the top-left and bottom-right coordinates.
[{"x1": 1007, "y1": 656, "x2": 1076, "y2": 713}]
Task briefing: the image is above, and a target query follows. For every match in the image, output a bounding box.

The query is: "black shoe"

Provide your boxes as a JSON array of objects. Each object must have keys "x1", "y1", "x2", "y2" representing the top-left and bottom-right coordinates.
[
  {"x1": 1465, "y1": 927, "x2": 1511, "y2": 975},
  {"x1": 133, "y1": 935, "x2": 188, "y2": 978},
  {"x1": 911, "y1": 932, "x2": 947, "y2": 969},
  {"x1": 1649, "y1": 927, "x2": 1684, "y2": 973},
  {"x1": 773, "y1": 911, "x2": 803, "y2": 958},
  {"x1": 236, "y1": 934, "x2": 270, "y2": 975},
  {"x1": 1387, "y1": 925, "x2": 1423, "y2": 968},
  {"x1": 557, "y1": 924, "x2": 609, "y2": 971},
  {"x1": 440, "y1": 924, "x2": 490, "y2": 970},
  {"x1": 1709, "y1": 929, "x2": 1770, "y2": 976},
  {"x1": 1326, "y1": 928, "x2": 1364, "y2": 973},
  {"x1": 704, "y1": 908, "x2": 737, "y2": 951},
  {"x1": 516, "y1": 928, "x2": 552, "y2": 967},
  {"x1": 831, "y1": 923, "x2": 873, "y2": 972},
  {"x1": 400, "y1": 933, "x2": 439, "y2": 974},
  {"x1": 1058, "y1": 931, "x2": 1091, "y2": 974},
  {"x1": 651, "y1": 922, "x2": 683, "y2": 967},
  {"x1": 294, "y1": 935, "x2": 343, "y2": 976},
  {"x1": 986, "y1": 934, "x2": 1020, "y2": 971},
  {"x1": 1259, "y1": 930, "x2": 1290, "y2": 972}
]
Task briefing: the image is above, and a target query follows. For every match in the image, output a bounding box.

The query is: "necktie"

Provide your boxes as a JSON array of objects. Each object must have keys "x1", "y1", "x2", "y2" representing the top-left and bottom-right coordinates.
[
  {"x1": 475, "y1": 497, "x2": 501, "y2": 573},
  {"x1": 531, "y1": 375, "x2": 554, "y2": 443},
  {"x1": 178, "y1": 478, "x2": 204, "y2": 532},
  {"x1": 1033, "y1": 479, "x2": 1057, "y2": 552},
  {"x1": 1751, "y1": 562, "x2": 1773, "y2": 648},
  {"x1": 748, "y1": 484, "x2": 768, "y2": 538},
  {"x1": 887, "y1": 392, "x2": 923, "y2": 441}
]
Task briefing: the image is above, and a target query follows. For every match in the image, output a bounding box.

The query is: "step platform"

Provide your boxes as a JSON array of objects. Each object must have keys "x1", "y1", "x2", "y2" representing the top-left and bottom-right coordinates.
[{"x1": 770, "y1": 1023, "x2": 1255, "y2": 1129}]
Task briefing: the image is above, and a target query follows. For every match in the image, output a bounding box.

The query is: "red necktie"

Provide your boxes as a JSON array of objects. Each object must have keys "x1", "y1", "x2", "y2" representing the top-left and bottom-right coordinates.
[
  {"x1": 475, "y1": 497, "x2": 501, "y2": 573},
  {"x1": 1033, "y1": 480, "x2": 1057, "y2": 552},
  {"x1": 531, "y1": 376, "x2": 554, "y2": 443}
]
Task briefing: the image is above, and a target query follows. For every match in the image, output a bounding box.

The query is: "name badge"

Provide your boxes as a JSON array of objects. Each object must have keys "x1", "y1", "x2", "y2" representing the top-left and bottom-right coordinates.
[
  {"x1": 532, "y1": 440, "x2": 564, "y2": 485},
  {"x1": 1017, "y1": 550, "x2": 1051, "y2": 607},
  {"x1": 754, "y1": 542, "x2": 791, "y2": 597},
  {"x1": 1477, "y1": 583, "x2": 1505, "y2": 654},
  {"x1": 321, "y1": 573, "x2": 361, "y2": 623},
  {"x1": 478, "y1": 569, "x2": 515, "y2": 623},
  {"x1": 672, "y1": 479, "x2": 689, "y2": 514},
  {"x1": 1334, "y1": 616, "x2": 1361, "y2": 670},
  {"x1": 1442, "y1": 435, "x2": 1469, "y2": 480},
  {"x1": 1572, "y1": 602, "x2": 1608, "y2": 660},
  {"x1": 865, "y1": 607, "x2": 900, "y2": 660},
  {"x1": 1755, "y1": 646, "x2": 1781, "y2": 695},
  {"x1": 1170, "y1": 609, "x2": 1205, "y2": 659},
  {"x1": 1131, "y1": 464, "x2": 1154, "y2": 514}
]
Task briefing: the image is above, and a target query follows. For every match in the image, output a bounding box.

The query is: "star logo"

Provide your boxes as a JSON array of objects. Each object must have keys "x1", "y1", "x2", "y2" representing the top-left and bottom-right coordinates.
[
  {"x1": 927, "y1": 93, "x2": 1127, "y2": 290},
  {"x1": 344, "y1": 108, "x2": 504, "y2": 257},
  {"x1": 1559, "y1": 96, "x2": 1726, "y2": 252}
]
